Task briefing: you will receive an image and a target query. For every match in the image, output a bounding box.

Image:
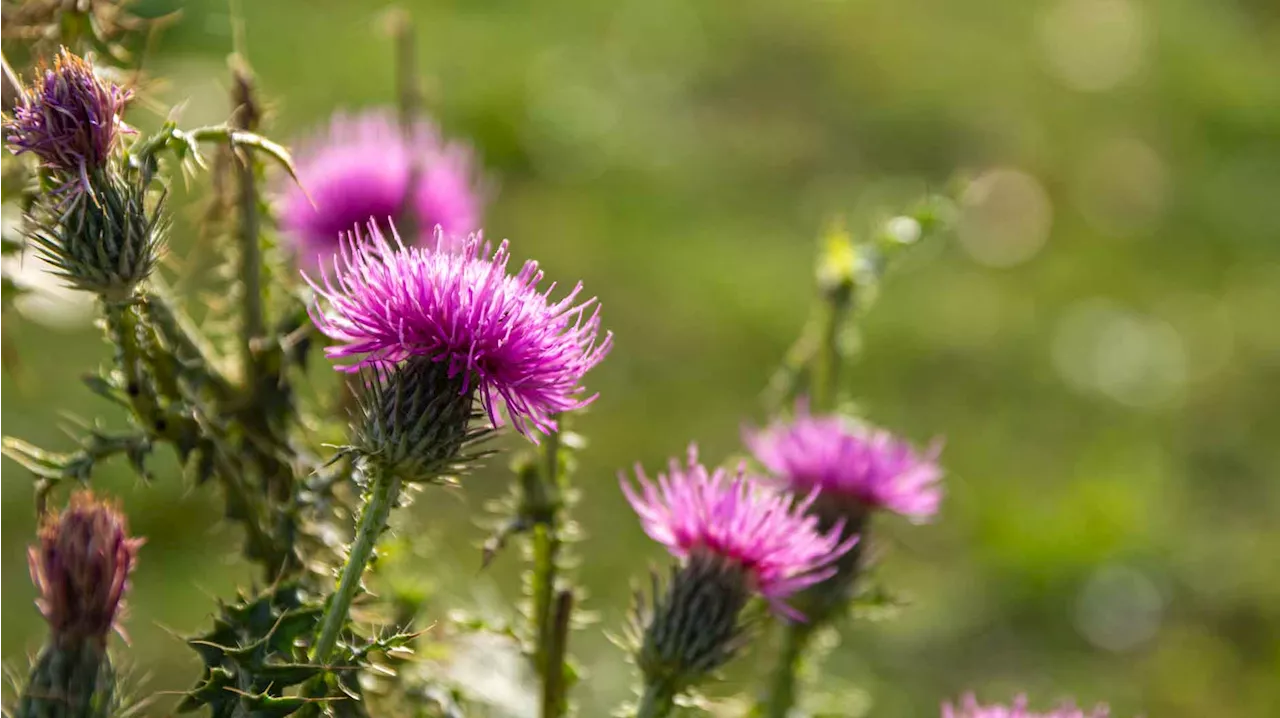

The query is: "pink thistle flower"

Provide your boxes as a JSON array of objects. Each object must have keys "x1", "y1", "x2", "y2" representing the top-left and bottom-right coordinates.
[
  {"x1": 280, "y1": 109, "x2": 484, "y2": 269},
  {"x1": 942, "y1": 694, "x2": 1111, "y2": 718},
  {"x1": 306, "y1": 222, "x2": 611, "y2": 438},
  {"x1": 621, "y1": 445, "x2": 856, "y2": 619},
  {"x1": 746, "y1": 400, "x2": 943, "y2": 522}
]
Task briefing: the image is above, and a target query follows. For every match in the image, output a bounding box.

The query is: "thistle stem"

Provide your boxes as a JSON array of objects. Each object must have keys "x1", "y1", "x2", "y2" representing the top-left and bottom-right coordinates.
[
  {"x1": 230, "y1": 60, "x2": 265, "y2": 394},
  {"x1": 636, "y1": 679, "x2": 676, "y2": 718},
  {"x1": 311, "y1": 467, "x2": 402, "y2": 664},
  {"x1": 812, "y1": 282, "x2": 853, "y2": 413},
  {"x1": 540, "y1": 589, "x2": 573, "y2": 718},
  {"x1": 531, "y1": 424, "x2": 563, "y2": 674},
  {"x1": 390, "y1": 8, "x2": 422, "y2": 239},
  {"x1": 761, "y1": 621, "x2": 816, "y2": 718}
]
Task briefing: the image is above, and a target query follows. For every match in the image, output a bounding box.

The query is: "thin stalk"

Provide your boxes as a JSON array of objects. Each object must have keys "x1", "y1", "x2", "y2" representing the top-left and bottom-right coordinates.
[
  {"x1": 230, "y1": 60, "x2": 265, "y2": 393},
  {"x1": 531, "y1": 424, "x2": 563, "y2": 673},
  {"x1": 635, "y1": 679, "x2": 676, "y2": 718},
  {"x1": 311, "y1": 466, "x2": 402, "y2": 665},
  {"x1": 761, "y1": 621, "x2": 816, "y2": 718},
  {"x1": 540, "y1": 589, "x2": 573, "y2": 718},
  {"x1": 390, "y1": 8, "x2": 422, "y2": 239},
  {"x1": 811, "y1": 282, "x2": 853, "y2": 413}
]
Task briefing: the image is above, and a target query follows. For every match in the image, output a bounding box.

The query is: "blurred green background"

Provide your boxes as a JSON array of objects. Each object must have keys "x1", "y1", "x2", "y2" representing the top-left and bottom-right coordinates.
[{"x1": 4, "y1": 0, "x2": 1280, "y2": 716}]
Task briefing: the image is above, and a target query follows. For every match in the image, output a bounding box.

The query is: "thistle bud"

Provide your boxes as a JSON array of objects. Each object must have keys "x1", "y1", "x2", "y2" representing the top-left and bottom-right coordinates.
[
  {"x1": 4, "y1": 49, "x2": 133, "y2": 187},
  {"x1": 348, "y1": 356, "x2": 485, "y2": 482},
  {"x1": 26, "y1": 170, "x2": 163, "y2": 301},
  {"x1": 632, "y1": 551, "x2": 753, "y2": 712},
  {"x1": 19, "y1": 492, "x2": 142, "y2": 718}
]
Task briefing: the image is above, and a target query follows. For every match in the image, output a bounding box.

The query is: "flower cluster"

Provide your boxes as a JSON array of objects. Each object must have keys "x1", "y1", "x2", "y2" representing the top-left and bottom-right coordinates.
[
  {"x1": 280, "y1": 110, "x2": 483, "y2": 268},
  {"x1": 943, "y1": 694, "x2": 1110, "y2": 718},
  {"x1": 746, "y1": 401, "x2": 943, "y2": 521},
  {"x1": 622, "y1": 445, "x2": 855, "y2": 617},
  {"x1": 307, "y1": 223, "x2": 611, "y2": 437}
]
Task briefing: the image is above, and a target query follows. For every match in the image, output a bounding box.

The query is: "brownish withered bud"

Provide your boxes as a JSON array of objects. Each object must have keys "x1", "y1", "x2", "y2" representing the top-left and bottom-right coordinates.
[{"x1": 28, "y1": 491, "x2": 143, "y2": 648}]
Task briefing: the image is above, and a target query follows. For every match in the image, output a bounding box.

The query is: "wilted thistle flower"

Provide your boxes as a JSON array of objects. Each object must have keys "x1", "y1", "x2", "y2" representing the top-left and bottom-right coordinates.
[
  {"x1": 307, "y1": 222, "x2": 611, "y2": 438},
  {"x1": 346, "y1": 356, "x2": 492, "y2": 481},
  {"x1": 745, "y1": 400, "x2": 943, "y2": 522},
  {"x1": 621, "y1": 447, "x2": 854, "y2": 714},
  {"x1": 942, "y1": 694, "x2": 1111, "y2": 718},
  {"x1": 20, "y1": 492, "x2": 142, "y2": 718},
  {"x1": 280, "y1": 110, "x2": 483, "y2": 269},
  {"x1": 5, "y1": 48, "x2": 133, "y2": 189}
]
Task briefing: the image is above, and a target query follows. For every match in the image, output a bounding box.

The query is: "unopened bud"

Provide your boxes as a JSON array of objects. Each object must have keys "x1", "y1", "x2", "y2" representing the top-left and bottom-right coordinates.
[
  {"x1": 29, "y1": 491, "x2": 142, "y2": 647},
  {"x1": 19, "y1": 491, "x2": 142, "y2": 718},
  {"x1": 27, "y1": 170, "x2": 163, "y2": 301}
]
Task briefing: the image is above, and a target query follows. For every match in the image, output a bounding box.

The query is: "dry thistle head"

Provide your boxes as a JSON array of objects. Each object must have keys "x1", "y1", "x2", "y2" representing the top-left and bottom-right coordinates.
[
  {"x1": 28, "y1": 491, "x2": 143, "y2": 648},
  {"x1": 4, "y1": 48, "x2": 133, "y2": 189}
]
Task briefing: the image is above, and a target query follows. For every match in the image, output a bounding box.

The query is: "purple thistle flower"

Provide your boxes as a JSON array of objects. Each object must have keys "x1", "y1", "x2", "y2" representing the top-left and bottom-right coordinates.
[
  {"x1": 4, "y1": 49, "x2": 133, "y2": 188},
  {"x1": 746, "y1": 400, "x2": 943, "y2": 522},
  {"x1": 28, "y1": 491, "x2": 144, "y2": 647},
  {"x1": 942, "y1": 694, "x2": 1110, "y2": 718},
  {"x1": 621, "y1": 445, "x2": 856, "y2": 618},
  {"x1": 280, "y1": 110, "x2": 484, "y2": 269},
  {"x1": 306, "y1": 222, "x2": 611, "y2": 438}
]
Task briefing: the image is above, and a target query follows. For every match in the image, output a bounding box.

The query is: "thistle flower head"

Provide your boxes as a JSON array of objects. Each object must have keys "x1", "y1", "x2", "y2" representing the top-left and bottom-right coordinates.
[
  {"x1": 28, "y1": 491, "x2": 143, "y2": 647},
  {"x1": 621, "y1": 445, "x2": 855, "y2": 618},
  {"x1": 746, "y1": 400, "x2": 943, "y2": 522},
  {"x1": 306, "y1": 222, "x2": 612, "y2": 438},
  {"x1": 942, "y1": 694, "x2": 1110, "y2": 718},
  {"x1": 5, "y1": 48, "x2": 133, "y2": 186},
  {"x1": 280, "y1": 110, "x2": 483, "y2": 269}
]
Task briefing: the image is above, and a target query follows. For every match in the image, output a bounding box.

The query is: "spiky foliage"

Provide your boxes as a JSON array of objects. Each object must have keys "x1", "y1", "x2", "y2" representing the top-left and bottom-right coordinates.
[{"x1": 180, "y1": 583, "x2": 327, "y2": 718}]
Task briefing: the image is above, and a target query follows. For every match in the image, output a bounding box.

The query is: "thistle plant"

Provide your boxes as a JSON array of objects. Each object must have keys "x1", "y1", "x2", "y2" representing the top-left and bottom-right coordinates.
[
  {"x1": 0, "y1": 7, "x2": 1145, "y2": 718},
  {"x1": 304, "y1": 223, "x2": 610, "y2": 672}
]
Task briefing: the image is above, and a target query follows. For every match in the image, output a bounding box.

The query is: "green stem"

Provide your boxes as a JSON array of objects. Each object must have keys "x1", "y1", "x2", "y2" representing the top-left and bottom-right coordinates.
[
  {"x1": 391, "y1": 9, "x2": 423, "y2": 240},
  {"x1": 540, "y1": 589, "x2": 573, "y2": 718},
  {"x1": 531, "y1": 425, "x2": 563, "y2": 673},
  {"x1": 103, "y1": 300, "x2": 163, "y2": 430},
  {"x1": 311, "y1": 467, "x2": 402, "y2": 665},
  {"x1": 635, "y1": 679, "x2": 676, "y2": 718},
  {"x1": 230, "y1": 67, "x2": 265, "y2": 394},
  {"x1": 761, "y1": 622, "x2": 816, "y2": 718},
  {"x1": 812, "y1": 283, "x2": 853, "y2": 413}
]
